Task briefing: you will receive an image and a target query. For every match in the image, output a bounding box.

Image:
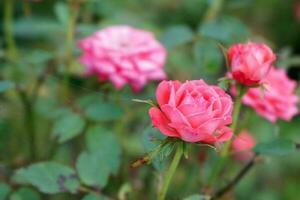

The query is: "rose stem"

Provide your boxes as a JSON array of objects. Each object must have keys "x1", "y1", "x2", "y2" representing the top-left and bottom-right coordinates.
[
  {"x1": 203, "y1": 0, "x2": 224, "y2": 21},
  {"x1": 158, "y1": 142, "x2": 184, "y2": 200},
  {"x1": 63, "y1": 0, "x2": 80, "y2": 99},
  {"x1": 211, "y1": 154, "x2": 258, "y2": 200},
  {"x1": 16, "y1": 86, "x2": 37, "y2": 161},
  {"x1": 4, "y1": 0, "x2": 18, "y2": 61},
  {"x1": 208, "y1": 85, "x2": 247, "y2": 185}
]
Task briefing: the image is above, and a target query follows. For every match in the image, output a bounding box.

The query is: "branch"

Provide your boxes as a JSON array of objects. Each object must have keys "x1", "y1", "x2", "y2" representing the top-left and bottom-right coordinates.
[{"x1": 211, "y1": 154, "x2": 259, "y2": 200}]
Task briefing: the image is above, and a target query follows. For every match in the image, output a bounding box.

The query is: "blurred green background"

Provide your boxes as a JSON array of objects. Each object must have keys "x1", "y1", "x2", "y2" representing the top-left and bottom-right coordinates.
[{"x1": 0, "y1": 0, "x2": 299, "y2": 200}]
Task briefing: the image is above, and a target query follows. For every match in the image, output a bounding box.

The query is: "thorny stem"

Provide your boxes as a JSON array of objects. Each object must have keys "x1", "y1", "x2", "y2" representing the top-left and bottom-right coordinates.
[
  {"x1": 211, "y1": 154, "x2": 259, "y2": 200},
  {"x1": 158, "y1": 142, "x2": 184, "y2": 200}
]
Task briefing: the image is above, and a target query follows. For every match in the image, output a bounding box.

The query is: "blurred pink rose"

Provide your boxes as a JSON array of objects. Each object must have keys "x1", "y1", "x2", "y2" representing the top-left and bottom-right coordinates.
[
  {"x1": 78, "y1": 25, "x2": 167, "y2": 91},
  {"x1": 295, "y1": 2, "x2": 300, "y2": 21},
  {"x1": 231, "y1": 130, "x2": 255, "y2": 161},
  {"x1": 149, "y1": 80, "x2": 233, "y2": 143},
  {"x1": 228, "y1": 42, "x2": 276, "y2": 86},
  {"x1": 243, "y1": 67, "x2": 299, "y2": 122}
]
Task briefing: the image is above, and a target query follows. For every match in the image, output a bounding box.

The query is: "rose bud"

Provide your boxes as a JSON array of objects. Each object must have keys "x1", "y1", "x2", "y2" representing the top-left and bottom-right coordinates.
[
  {"x1": 242, "y1": 67, "x2": 299, "y2": 122},
  {"x1": 149, "y1": 80, "x2": 233, "y2": 144},
  {"x1": 78, "y1": 25, "x2": 167, "y2": 92},
  {"x1": 231, "y1": 130, "x2": 256, "y2": 161},
  {"x1": 228, "y1": 41, "x2": 276, "y2": 86}
]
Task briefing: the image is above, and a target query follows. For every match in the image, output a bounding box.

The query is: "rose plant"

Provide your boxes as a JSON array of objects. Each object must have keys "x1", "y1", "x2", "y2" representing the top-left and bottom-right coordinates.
[{"x1": 0, "y1": 1, "x2": 300, "y2": 200}]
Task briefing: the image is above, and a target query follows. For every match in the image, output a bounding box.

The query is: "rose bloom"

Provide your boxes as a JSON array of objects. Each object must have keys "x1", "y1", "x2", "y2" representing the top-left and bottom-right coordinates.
[
  {"x1": 231, "y1": 130, "x2": 256, "y2": 161},
  {"x1": 78, "y1": 25, "x2": 167, "y2": 91},
  {"x1": 243, "y1": 67, "x2": 299, "y2": 122},
  {"x1": 228, "y1": 41, "x2": 276, "y2": 86},
  {"x1": 149, "y1": 80, "x2": 233, "y2": 143}
]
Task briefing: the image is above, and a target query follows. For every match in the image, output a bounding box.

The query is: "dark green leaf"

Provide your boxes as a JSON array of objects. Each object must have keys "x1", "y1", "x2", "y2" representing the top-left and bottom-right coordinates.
[
  {"x1": 142, "y1": 126, "x2": 167, "y2": 171},
  {"x1": 53, "y1": 112, "x2": 86, "y2": 143},
  {"x1": 9, "y1": 187, "x2": 39, "y2": 200},
  {"x1": 0, "y1": 81, "x2": 15, "y2": 93},
  {"x1": 85, "y1": 102, "x2": 123, "y2": 121},
  {"x1": 193, "y1": 40, "x2": 222, "y2": 73},
  {"x1": 198, "y1": 16, "x2": 248, "y2": 45},
  {"x1": 0, "y1": 182, "x2": 11, "y2": 200},
  {"x1": 13, "y1": 162, "x2": 80, "y2": 194},
  {"x1": 160, "y1": 25, "x2": 194, "y2": 49},
  {"x1": 254, "y1": 139, "x2": 296, "y2": 156}
]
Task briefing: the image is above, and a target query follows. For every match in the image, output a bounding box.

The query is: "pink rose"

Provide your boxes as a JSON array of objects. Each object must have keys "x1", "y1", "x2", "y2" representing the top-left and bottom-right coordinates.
[
  {"x1": 243, "y1": 67, "x2": 299, "y2": 122},
  {"x1": 231, "y1": 130, "x2": 256, "y2": 161},
  {"x1": 148, "y1": 80, "x2": 233, "y2": 143},
  {"x1": 228, "y1": 42, "x2": 276, "y2": 86},
  {"x1": 295, "y1": 2, "x2": 300, "y2": 22},
  {"x1": 78, "y1": 25, "x2": 167, "y2": 91}
]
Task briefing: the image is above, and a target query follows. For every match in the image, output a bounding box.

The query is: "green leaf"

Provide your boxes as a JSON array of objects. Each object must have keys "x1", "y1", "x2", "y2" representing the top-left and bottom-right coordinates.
[
  {"x1": 13, "y1": 18, "x2": 61, "y2": 39},
  {"x1": 193, "y1": 40, "x2": 222, "y2": 74},
  {"x1": 54, "y1": 2, "x2": 70, "y2": 25},
  {"x1": 183, "y1": 194, "x2": 211, "y2": 200},
  {"x1": 254, "y1": 139, "x2": 296, "y2": 156},
  {"x1": 76, "y1": 126, "x2": 121, "y2": 188},
  {"x1": 24, "y1": 50, "x2": 53, "y2": 65},
  {"x1": 84, "y1": 102, "x2": 123, "y2": 121},
  {"x1": 82, "y1": 193, "x2": 108, "y2": 200},
  {"x1": 0, "y1": 81, "x2": 15, "y2": 93},
  {"x1": 198, "y1": 16, "x2": 248, "y2": 45},
  {"x1": 76, "y1": 152, "x2": 110, "y2": 188},
  {"x1": 13, "y1": 162, "x2": 80, "y2": 194},
  {"x1": 53, "y1": 112, "x2": 86, "y2": 143},
  {"x1": 160, "y1": 25, "x2": 194, "y2": 49},
  {"x1": 9, "y1": 187, "x2": 39, "y2": 200},
  {"x1": 142, "y1": 126, "x2": 167, "y2": 171},
  {"x1": 0, "y1": 182, "x2": 11, "y2": 200},
  {"x1": 218, "y1": 77, "x2": 233, "y2": 90}
]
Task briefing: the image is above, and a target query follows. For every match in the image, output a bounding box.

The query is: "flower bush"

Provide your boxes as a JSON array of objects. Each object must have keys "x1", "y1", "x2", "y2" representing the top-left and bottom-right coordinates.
[{"x1": 0, "y1": 1, "x2": 299, "y2": 200}]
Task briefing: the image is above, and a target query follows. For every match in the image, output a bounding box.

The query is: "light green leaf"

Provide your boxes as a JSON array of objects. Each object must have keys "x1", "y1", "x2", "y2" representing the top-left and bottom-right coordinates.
[
  {"x1": 0, "y1": 182, "x2": 11, "y2": 200},
  {"x1": 54, "y1": 2, "x2": 70, "y2": 25},
  {"x1": 13, "y1": 18, "x2": 61, "y2": 39},
  {"x1": 82, "y1": 193, "x2": 108, "y2": 200},
  {"x1": 160, "y1": 25, "x2": 194, "y2": 49},
  {"x1": 183, "y1": 194, "x2": 211, "y2": 200},
  {"x1": 0, "y1": 81, "x2": 15, "y2": 93},
  {"x1": 13, "y1": 162, "x2": 80, "y2": 194},
  {"x1": 85, "y1": 126, "x2": 121, "y2": 174},
  {"x1": 198, "y1": 16, "x2": 248, "y2": 45},
  {"x1": 53, "y1": 112, "x2": 86, "y2": 143},
  {"x1": 9, "y1": 187, "x2": 39, "y2": 200},
  {"x1": 76, "y1": 126, "x2": 121, "y2": 188},
  {"x1": 85, "y1": 102, "x2": 123, "y2": 121},
  {"x1": 254, "y1": 139, "x2": 296, "y2": 156},
  {"x1": 76, "y1": 152, "x2": 110, "y2": 188},
  {"x1": 193, "y1": 40, "x2": 222, "y2": 74},
  {"x1": 24, "y1": 50, "x2": 53, "y2": 65}
]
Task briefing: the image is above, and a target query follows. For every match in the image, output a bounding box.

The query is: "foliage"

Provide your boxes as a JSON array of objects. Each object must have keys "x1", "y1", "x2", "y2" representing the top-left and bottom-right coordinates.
[{"x1": 0, "y1": 0, "x2": 299, "y2": 200}]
